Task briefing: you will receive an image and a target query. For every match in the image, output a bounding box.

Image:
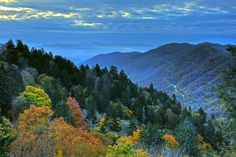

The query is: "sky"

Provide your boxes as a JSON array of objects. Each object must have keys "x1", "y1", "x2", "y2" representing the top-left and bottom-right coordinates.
[{"x1": 0, "y1": 0, "x2": 235, "y2": 64}]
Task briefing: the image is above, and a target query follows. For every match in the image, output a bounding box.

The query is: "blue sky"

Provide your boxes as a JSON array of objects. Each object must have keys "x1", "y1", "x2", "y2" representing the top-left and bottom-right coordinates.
[{"x1": 0, "y1": 0, "x2": 235, "y2": 64}]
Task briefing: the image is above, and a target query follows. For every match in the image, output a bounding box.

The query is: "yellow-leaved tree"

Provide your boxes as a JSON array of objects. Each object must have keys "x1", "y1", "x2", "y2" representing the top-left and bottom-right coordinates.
[
  {"x1": 107, "y1": 129, "x2": 150, "y2": 157},
  {"x1": 16, "y1": 86, "x2": 52, "y2": 113}
]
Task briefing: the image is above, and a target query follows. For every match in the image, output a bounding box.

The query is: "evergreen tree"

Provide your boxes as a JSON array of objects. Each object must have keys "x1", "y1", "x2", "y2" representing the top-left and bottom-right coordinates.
[
  {"x1": 0, "y1": 61, "x2": 23, "y2": 118},
  {"x1": 85, "y1": 95, "x2": 97, "y2": 124},
  {"x1": 94, "y1": 64, "x2": 102, "y2": 77},
  {"x1": 5, "y1": 40, "x2": 14, "y2": 49},
  {"x1": 176, "y1": 118, "x2": 199, "y2": 156}
]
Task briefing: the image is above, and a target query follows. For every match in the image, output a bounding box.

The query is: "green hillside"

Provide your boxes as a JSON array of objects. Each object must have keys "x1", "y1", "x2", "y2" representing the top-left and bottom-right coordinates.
[{"x1": 0, "y1": 40, "x2": 235, "y2": 157}]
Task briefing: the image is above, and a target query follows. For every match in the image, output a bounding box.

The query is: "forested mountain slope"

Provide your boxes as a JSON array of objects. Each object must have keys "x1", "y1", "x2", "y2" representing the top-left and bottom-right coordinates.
[
  {"x1": 0, "y1": 40, "x2": 232, "y2": 157},
  {"x1": 84, "y1": 43, "x2": 233, "y2": 114}
]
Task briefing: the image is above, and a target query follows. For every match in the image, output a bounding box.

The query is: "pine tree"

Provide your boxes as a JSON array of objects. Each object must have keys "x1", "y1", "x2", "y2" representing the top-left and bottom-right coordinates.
[{"x1": 85, "y1": 95, "x2": 97, "y2": 124}]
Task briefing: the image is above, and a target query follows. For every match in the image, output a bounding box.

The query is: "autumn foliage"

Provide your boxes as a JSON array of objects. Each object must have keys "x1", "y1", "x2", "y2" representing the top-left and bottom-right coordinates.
[
  {"x1": 18, "y1": 105, "x2": 53, "y2": 132},
  {"x1": 163, "y1": 134, "x2": 179, "y2": 149},
  {"x1": 19, "y1": 86, "x2": 52, "y2": 108},
  {"x1": 119, "y1": 128, "x2": 142, "y2": 144},
  {"x1": 11, "y1": 105, "x2": 54, "y2": 157},
  {"x1": 49, "y1": 118, "x2": 100, "y2": 146},
  {"x1": 49, "y1": 118, "x2": 106, "y2": 156},
  {"x1": 66, "y1": 96, "x2": 83, "y2": 127},
  {"x1": 11, "y1": 105, "x2": 107, "y2": 157},
  {"x1": 107, "y1": 129, "x2": 150, "y2": 157}
]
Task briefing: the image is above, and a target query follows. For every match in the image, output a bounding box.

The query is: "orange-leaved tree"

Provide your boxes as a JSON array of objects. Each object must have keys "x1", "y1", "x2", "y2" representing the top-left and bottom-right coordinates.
[
  {"x1": 11, "y1": 104, "x2": 107, "y2": 157},
  {"x1": 11, "y1": 105, "x2": 54, "y2": 157},
  {"x1": 49, "y1": 118, "x2": 106, "y2": 156},
  {"x1": 163, "y1": 134, "x2": 179, "y2": 149},
  {"x1": 66, "y1": 96, "x2": 83, "y2": 127}
]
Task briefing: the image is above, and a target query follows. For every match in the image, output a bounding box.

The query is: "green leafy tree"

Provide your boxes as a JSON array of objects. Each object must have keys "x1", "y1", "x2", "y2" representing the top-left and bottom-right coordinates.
[
  {"x1": 165, "y1": 108, "x2": 179, "y2": 130},
  {"x1": 37, "y1": 74, "x2": 67, "y2": 105},
  {"x1": 21, "y1": 69, "x2": 36, "y2": 86},
  {"x1": 0, "y1": 115, "x2": 16, "y2": 157},
  {"x1": 106, "y1": 101, "x2": 123, "y2": 119}
]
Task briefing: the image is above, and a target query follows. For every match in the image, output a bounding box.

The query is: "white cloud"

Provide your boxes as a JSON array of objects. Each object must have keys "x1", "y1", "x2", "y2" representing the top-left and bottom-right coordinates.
[
  {"x1": 176, "y1": 4, "x2": 194, "y2": 12},
  {"x1": 140, "y1": 16, "x2": 156, "y2": 20},
  {"x1": 97, "y1": 11, "x2": 118, "y2": 19},
  {"x1": 69, "y1": 7, "x2": 91, "y2": 11},
  {"x1": 0, "y1": 0, "x2": 234, "y2": 33},
  {"x1": 132, "y1": 3, "x2": 230, "y2": 18},
  {"x1": 152, "y1": 4, "x2": 171, "y2": 13},
  {"x1": 73, "y1": 20, "x2": 103, "y2": 27}
]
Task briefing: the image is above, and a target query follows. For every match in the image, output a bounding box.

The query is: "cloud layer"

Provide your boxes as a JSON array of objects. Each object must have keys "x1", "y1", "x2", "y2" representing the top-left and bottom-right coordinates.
[{"x1": 0, "y1": 0, "x2": 235, "y2": 34}]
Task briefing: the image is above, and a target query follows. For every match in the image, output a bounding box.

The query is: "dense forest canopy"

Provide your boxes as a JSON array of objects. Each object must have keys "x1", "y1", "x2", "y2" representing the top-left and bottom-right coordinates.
[{"x1": 0, "y1": 40, "x2": 235, "y2": 157}]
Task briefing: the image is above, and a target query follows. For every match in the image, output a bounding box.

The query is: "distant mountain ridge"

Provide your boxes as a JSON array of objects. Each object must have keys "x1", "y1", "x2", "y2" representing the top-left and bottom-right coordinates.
[{"x1": 83, "y1": 42, "x2": 233, "y2": 114}]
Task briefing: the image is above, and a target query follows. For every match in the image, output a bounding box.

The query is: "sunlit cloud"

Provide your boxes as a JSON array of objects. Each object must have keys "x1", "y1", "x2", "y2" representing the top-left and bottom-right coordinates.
[
  {"x1": 96, "y1": 10, "x2": 132, "y2": 19},
  {"x1": 176, "y1": 4, "x2": 194, "y2": 12},
  {"x1": 96, "y1": 11, "x2": 118, "y2": 19},
  {"x1": 0, "y1": 0, "x2": 235, "y2": 33},
  {"x1": 0, "y1": 0, "x2": 16, "y2": 3},
  {"x1": 0, "y1": 5, "x2": 33, "y2": 12},
  {"x1": 0, "y1": 5, "x2": 78, "y2": 21},
  {"x1": 0, "y1": 14, "x2": 17, "y2": 20},
  {"x1": 73, "y1": 20, "x2": 103, "y2": 27},
  {"x1": 28, "y1": 12, "x2": 77, "y2": 19},
  {"x1": 120, "y1": 11, "x2": 131, "y2": 18}
]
